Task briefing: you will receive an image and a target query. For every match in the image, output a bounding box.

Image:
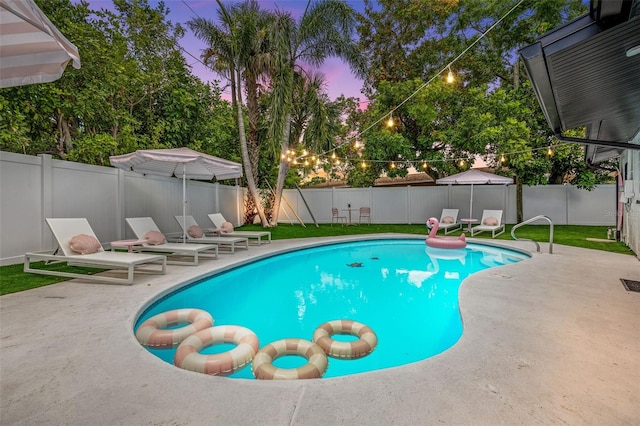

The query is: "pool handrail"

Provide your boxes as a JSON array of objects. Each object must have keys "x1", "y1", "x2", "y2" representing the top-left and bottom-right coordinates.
[{"x1": 511, "y1": 215, "x2": 554, "y2": 254}]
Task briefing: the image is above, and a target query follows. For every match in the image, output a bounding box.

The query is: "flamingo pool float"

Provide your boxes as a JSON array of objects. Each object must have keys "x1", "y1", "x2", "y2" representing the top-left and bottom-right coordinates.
[{"x1": 425, "y1": 217, "x2": 467, "y2": 249}]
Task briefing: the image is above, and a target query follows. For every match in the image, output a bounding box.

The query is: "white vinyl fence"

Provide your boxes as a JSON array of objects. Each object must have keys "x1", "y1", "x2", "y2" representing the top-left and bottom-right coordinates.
[{"x1": 0, "y1": 151, "x2": 616, "y2": 265}]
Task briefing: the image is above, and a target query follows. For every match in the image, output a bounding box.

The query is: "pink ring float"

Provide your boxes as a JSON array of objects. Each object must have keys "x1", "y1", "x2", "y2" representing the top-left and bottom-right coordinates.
[
  {"x1": 174, "y1": 325, "x2": 259, "y2": 376},
  {"x1": 135, "y1": 308, "x2": 213, "y2": 348},
  {"x1": 312, "y1": 319, "x2": 377, "y2": 359},
  {"x1": 425, "y1": 217, "x2": 467, "y2": 249},
  {"x1": 252, "y1": 338, "x2": 328, "y2": 380}
]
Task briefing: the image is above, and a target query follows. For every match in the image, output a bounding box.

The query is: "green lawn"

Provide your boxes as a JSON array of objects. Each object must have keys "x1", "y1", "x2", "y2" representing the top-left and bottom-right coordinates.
[{"x1": 0, "y1": 224, "x2": 632, "y2": 296}]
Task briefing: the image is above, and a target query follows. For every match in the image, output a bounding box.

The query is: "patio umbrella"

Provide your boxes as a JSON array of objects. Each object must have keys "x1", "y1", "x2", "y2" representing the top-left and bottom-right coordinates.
[
  {"x1": 0, "y1": 0, "x2": 81, "y2": 88},
  {"x1": 109, "y1": 148, "x2": 243, "y2": 243},
  {"x1": 436, "y1": 169, "x2": 513, "y2": 218}
]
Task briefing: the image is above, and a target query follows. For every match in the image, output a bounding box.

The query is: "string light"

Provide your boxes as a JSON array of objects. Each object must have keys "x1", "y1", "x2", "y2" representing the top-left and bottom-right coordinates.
[
  {"x1": 386, "y1": 113, "x2": 394, "y2": 128},
  {"x1": 360, "y1": 161, "x2": 367, "y2": 168},
  {"x1": 459, "y1": 159, "x2": 465, "y2": 167},
  {"x1": 446, "y1": 67, "x2": 455, "y2": 84},
  {"x1": 547, "y1": 146, "x2": 553, "y2": 156},
  {"x1": 291, "y1": 0, "x2": 526, "y2": 165},
  {"x1": 500, "y1": 154, "x2": 506, "y2": 163},
  {"x1": 390, "y1": 161, "x2": 396, "y2": 169}
]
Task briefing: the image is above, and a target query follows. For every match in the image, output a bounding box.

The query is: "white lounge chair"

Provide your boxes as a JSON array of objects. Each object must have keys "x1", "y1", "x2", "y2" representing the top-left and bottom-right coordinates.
[
  {"x1": 471, "y1": 210, "x2": 505, "y2": 238},
  {"x1": 439, "y1": 209, "x2": 462, "y2": 235},
  {"x1": 24, "y1": 218, "x2": 166, "y2": 285},
  {"x1": 174, "y1": 216, "x2": 249, "y2": 253},
  {"x1": 125, "y1": 217, "x2": 218, "y2": 265},
  {"x1": 207, "y1": 213, "x2": 272, "y2": 245}
]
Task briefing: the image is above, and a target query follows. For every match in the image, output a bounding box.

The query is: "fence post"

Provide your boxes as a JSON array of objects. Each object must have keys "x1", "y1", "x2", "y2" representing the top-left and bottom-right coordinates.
[
  {"x1": 115, "y1": 168, "x2": 126, "y2": 239},
  {"x1": 38, "y1": 154, "x2": 53, "y2": 249},
  {"x1": 406, "y1": 185, "x2": 411, "y2": 224}
]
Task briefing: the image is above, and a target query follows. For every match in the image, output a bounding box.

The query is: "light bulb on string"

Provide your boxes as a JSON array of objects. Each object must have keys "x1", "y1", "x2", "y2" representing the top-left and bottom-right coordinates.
[
  {"x1": 390, "y1": 161, "x2": 396, "y2": 169},
  {"x1": 547, "y1": 146, "x2": 553, "y2": 156},
  {"x1": 386, "y1": 112, "x2": 394, "y2": 128},
  {"x1": 446, "y1": 67, "x2": 455, "y2": 84},
  {"x1": 459, "y1": 159, "x2": 465, "y2": 167},
  {"x1": 304, "y1": 160, "x2": 309, "y2": 166},
  {"x1": 361, "y1": 161, "x2": 367, "y2": 169},
  {"x1": 302, "y1": 149, "x2": 308, "y2": 156},
  {"x1": 500, "y1": 154, "x2": 506, "y2": 163},
  {"x1": 421, "y1": 162, "x2": 427, "y2": 169}
]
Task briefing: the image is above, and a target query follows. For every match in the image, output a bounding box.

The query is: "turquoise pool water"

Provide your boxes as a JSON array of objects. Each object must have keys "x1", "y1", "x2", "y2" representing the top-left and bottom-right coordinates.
[{"x1": 134, "y1": 239, "x2": 529, "y2": 379}]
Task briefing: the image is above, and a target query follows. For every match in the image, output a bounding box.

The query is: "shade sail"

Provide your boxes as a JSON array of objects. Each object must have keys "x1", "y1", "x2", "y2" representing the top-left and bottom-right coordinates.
[
  {"x1": 0, "y1": 0, "x2": 81, "y2": 88},
  {"x1": 109, "y1": 147, "x2": 243, "y2": 181},
  {"x1": 436, "y1": 169, "x2": 513, "y2": 219}
]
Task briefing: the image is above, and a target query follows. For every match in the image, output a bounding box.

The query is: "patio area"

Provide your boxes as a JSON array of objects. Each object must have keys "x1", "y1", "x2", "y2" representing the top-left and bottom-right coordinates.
[{"x1": 1, "y1": 236, "x2": 638, "y2": 425}]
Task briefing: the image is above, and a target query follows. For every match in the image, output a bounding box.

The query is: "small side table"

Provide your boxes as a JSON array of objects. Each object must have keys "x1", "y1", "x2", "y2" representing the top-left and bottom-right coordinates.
[
  {"x1": 460, "y1": 218, "x2": 478, "y2": 232},
  {"x1": 342, "y1": 208, "x2": 356, "y2": 225},
  {"x1": 110, "y1": 239, "x2": 149, "y2": 253}
]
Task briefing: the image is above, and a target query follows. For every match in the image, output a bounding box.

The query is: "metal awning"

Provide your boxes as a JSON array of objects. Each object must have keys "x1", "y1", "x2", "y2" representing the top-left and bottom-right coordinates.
[{"x1": 519, "y1": 0, "x2": 640, "y2": 163}]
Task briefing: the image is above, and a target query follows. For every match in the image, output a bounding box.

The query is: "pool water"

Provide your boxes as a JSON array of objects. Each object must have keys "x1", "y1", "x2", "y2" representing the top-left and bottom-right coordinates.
[{"x1": 134, "y1": 239, "x2": 528, "y2": 379}]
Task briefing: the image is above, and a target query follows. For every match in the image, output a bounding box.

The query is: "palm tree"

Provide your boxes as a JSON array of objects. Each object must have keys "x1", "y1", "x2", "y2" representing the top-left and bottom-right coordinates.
[
  {"x1": 189, "y1": 0, "x2": 272, "y2": 226},
  {"x1": 267, "y1": 0, "x2": 365, "y2": 226}
]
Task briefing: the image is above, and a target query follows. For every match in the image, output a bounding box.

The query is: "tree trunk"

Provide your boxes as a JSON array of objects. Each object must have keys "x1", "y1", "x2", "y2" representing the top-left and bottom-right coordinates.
[
  {"x1": 269, "y1": 112, "x2": 292, "y2": 227},
  {"x1": 516, "y1": 176, "x2": 523, "y2": 223},
  {"x1": 57, "y1": 112, "x2": 72, "y2": 157},
  {"x1": 243, "y1": 76, "x2": 260, "y2": 224},
  {"x1": 234, "y1": 68, "x2": 269, "y2": 227}
]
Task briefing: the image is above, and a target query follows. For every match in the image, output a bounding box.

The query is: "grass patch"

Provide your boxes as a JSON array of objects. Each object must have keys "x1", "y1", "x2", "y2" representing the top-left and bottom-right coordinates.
[
  {"x1": 238, "y1": 223, "x2": 634, "y2": 255},
  {"x1": 0, "y1": 262, "x2": 105, "y2": 296},
  {"x1": 1, "y1": 224, "x2": 632, "y2": 295}
]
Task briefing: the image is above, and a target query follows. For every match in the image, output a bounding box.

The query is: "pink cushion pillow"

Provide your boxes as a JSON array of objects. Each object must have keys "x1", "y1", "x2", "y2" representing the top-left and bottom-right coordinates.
[
  {"x1": 69, "y1": 234, "x2": 101, "y2": 254},
  {"x1": 144, "y1": 230, "x2": 166, "y2": 245},
  {"x1": 483, "y1": 217, "x2": 499, "y2": 226},
  {"x1": 441, "y1": 216, "x2": 454, "y2": 224},
  {"x1": 187, "y1": 225, "x2": 203, "y2": 238},
  {"x1": 220, "y1": 222, "x2": 234, "y2": 233}
]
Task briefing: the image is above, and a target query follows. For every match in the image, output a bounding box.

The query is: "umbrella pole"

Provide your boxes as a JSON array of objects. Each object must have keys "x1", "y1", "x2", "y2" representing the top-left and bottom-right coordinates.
[
  {"x1": 470, "y1": 184, "x2": 474, "y2": 219},
  {"x1": 182, "y1": 165, "x2": 186, "y2": 244}
]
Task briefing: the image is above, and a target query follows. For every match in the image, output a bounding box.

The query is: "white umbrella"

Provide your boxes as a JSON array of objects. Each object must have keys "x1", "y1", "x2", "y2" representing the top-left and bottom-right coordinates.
[
  {"x1": 436, "y1": 169, "x2": 513, "y2": 218},
  {"x1": 0, "y1": 0, "x2": 81, "y2": 88},
  {"x1": 109, "y1": 148, "x2": 243, "y2": 243}
]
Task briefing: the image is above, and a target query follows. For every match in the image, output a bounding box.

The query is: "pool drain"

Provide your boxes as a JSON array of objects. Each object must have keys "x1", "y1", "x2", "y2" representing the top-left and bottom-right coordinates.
[{"x1": 620, "y1": 279, "x2": 640, "y2": 292}]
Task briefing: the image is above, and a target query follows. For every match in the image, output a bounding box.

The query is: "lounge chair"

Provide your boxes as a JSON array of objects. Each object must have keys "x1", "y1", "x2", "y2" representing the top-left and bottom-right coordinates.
[
  {"x1": 359, "y1": 207, "x2": 371, "y2": 225},
  {"x1": 174, "y1": 215, "x2": 249, "y2": 252},
  {"x1": 330, "y1": 208, "x2": 347, "y2": 226},
  {"x1": 471, "y1": 210, "x2": 505, "y2": 238},
  {"x1": 24, "y1": 218, "x2": 166, "y2": 285},
  {"x1": 207, "y1": 213, "x2": 272, "y2": 245},
  {"x1": 439, "y1": 209, "x2": 462, "y2": 235},
  {"x1": 125, "y1": 217, "x2": 218, "y2": 265}
]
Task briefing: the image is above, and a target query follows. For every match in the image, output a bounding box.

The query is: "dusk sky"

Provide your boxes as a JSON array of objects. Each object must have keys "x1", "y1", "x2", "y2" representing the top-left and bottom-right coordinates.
[{"x1": 84, "y1": 0, "x2": 369, "y2": 103}]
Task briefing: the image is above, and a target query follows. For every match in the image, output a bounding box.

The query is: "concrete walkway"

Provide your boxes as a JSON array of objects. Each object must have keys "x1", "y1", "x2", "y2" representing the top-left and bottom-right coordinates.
[{"x1": 1, "y1": 236, "x2": 639, "y2": 425}]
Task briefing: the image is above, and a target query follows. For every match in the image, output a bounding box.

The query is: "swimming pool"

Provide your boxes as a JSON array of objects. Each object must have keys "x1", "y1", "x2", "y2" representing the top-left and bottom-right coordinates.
[{"x1": 134, "y1": 239, "x2": 529, "y2": 379}]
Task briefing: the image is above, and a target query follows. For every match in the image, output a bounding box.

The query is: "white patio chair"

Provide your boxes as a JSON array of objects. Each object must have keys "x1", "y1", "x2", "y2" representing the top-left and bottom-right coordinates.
[
  {"x1": 471, "y1": 210, "x2": 505, "y2": 238},
  {"x1": 207, "y1": 213, "x2": 271, "y2": 245},
  {"x1": 24, "y1": 218, "x2": 166, "y2": 285},
  {"x1": 126, "y1": 217, "x2": 218, "y2": 265},
  {"x1": 439, "y1": 209, "x2": 462, "y2": 235},
  {"x1": 175, "y1": 215, "x2": 249, "y2": 252}
]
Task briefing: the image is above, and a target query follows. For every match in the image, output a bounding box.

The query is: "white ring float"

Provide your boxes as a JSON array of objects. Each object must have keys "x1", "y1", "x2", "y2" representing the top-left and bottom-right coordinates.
[
  {"x1": 252, "y1": 338, "x2": 328, "y2": 380},
  {"x1": 135, "y1": 309, "x2": 213, "y2": 348},
  {"x1": 312, "y1": 320, "x2": 377, "y2": 359},
  {"x1": 174, "y1": 326, "x2": 259, "y2": 376}
]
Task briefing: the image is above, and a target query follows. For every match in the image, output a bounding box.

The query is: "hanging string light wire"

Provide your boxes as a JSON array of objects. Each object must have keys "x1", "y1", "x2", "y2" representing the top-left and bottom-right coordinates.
[{"x1": 296, "y1": 0, "x2": 527, "y2": 162}]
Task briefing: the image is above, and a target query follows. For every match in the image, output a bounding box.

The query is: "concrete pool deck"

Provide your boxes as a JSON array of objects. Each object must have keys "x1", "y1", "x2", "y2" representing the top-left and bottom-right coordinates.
[{"x1": 1, "y1": 235, "x2": 639, "y2": 425}]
